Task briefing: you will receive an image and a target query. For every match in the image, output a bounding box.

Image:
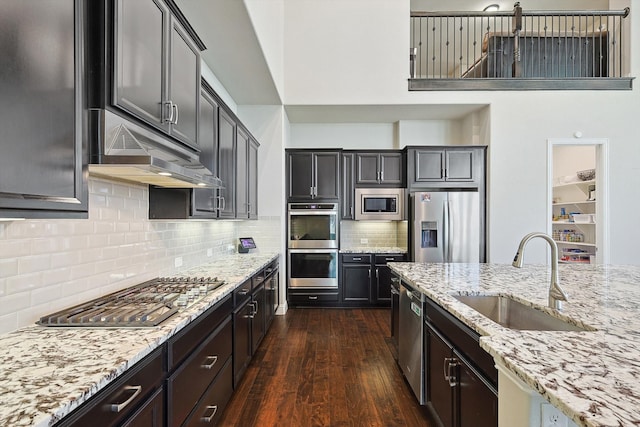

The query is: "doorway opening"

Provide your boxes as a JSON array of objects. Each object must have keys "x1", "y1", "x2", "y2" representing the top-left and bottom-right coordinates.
[{"x1": 547, "y1": 139, "x2": 609, "y2": 264}]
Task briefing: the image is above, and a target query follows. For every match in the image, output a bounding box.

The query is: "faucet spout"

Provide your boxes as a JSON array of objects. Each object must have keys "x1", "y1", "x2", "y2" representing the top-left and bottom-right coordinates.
[{"x1": 512, "y1": 232, "x2": 568, "y2": 310}]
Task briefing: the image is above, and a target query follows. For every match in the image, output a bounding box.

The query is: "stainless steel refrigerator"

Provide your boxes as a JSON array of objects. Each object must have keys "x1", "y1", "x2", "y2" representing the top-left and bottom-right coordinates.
[{"x1": 409, "y1": 191, "x2": 483, "y2": 263}]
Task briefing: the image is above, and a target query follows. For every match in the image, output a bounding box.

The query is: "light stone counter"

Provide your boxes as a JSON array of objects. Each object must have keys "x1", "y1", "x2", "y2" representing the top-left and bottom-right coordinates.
[
  {"x1": 339, "y1": 246, "x2": 407, "y2": 254},
  {"x1": 0, "y1": 252, "x2": 278, "y2": 427},
  {"x1": 389, "y1": 262, "x2": 640, "y2": 427}
]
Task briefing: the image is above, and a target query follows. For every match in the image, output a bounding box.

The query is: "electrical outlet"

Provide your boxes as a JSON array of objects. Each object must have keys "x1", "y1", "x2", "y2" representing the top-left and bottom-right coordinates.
[
  {"x1": 360, "y1": 238, "x2": 369, "y2": 244},
  {"x1": 541, "y1": 403, "x2": 568, "y2": 427},
  {"x1": 174, "y1": 256, "x2": 183, "y2": 268},
  {"x1": 207, "y1": 248, "x2": 213, "y2": 257}
]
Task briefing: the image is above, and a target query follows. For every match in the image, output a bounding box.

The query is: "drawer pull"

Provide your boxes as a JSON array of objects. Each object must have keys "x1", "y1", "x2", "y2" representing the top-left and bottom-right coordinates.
[
  {"x1": 308, "y1": 296, "x2": 318, "y2": 300},
  {"x1": 201, "y1": 405, "x2": 218, "y2": 423},
  {"x1": 385, "y1": 257, "x2": 395, "y2": 261},
  {"x1": 238, "y1": 289, "x2": 250, "y2": 296},
  {"x1": 201, "y1": 355, "x2": 218, "y2": 370},
  {"x1": 352, "y1": 257, "x2": 362, "y2": 261},
  {"x1": 109, "y1": 385, "x2": 142, "y2": 413}
]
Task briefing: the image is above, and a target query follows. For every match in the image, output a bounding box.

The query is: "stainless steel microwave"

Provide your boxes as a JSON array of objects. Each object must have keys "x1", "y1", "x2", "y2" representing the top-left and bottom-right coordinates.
[{"x1": 354, "y1": 188, "x2": 405, "y2": 221}]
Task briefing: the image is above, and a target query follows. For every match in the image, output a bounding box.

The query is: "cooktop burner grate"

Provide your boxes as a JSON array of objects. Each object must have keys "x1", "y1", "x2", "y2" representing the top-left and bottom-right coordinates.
[{"x1": 37, "y1": 276, "x2": 225, "y2": 328}]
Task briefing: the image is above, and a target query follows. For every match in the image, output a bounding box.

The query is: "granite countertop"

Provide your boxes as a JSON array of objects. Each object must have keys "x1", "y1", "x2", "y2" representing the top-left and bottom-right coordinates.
[
  {"x1": 0, "y1": 252, "x2": 278, "y2": 427},
  {"x1": 389, "y1": 262, "x2": 640, "y2": 427},
  {"x1": 339, "y1": 246, "x2": 407, "y2": 254}
]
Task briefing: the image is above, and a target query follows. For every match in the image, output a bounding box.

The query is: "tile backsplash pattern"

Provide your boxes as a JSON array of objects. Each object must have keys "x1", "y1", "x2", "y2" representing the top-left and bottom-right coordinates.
[
  {"x1": 0, "y1": 178, "x2": 281, "y2": 334},
  {"x1": 340, "y1": 220, "x2": 408, "y2": 249}
]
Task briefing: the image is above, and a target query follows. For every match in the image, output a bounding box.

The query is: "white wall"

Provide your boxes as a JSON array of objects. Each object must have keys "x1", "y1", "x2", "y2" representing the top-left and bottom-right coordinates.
[
  {"x1": 244, "y1": 0, "x2": 285, "y2": 99},
  {"x1": 279, "y1": 0, "x2": 640, "y2": 265},
  {"x1": 289, "y1": 123, "x2": 396, "y2": 149},
  {"x1": 283, "y1": 0, "x2": 410, "y2": 105}
]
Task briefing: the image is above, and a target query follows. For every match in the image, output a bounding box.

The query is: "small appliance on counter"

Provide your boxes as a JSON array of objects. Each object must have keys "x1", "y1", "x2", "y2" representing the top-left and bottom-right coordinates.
[{"x1": 238, "y1": 237, "x2": 257, "y2": 254}]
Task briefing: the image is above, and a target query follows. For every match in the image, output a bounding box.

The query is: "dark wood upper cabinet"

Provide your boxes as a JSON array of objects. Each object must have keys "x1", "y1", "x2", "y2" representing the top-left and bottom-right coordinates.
[
  {"x1": 286, "y1": 150, "x2": 340, "y2": 201},
  {"x1": 218, "y1": 107, "x2": 237, "y2": 218},
  {"x1": 192, "y1": 86, "x2": 220, "y2": 217},
  {"x1": 407, "y1": 147, "x2": 485, "y2": 190},
  {"x1": 0, "y1": 0, "x2": 88, "y2": 218},
  {"x1": 355, "y1": 151, "x2": 404, "y2": 187},
  {"x1": 112, "y1": 0, "x2": 201, "y2": 148},
  {"x1": 236, "y1": 127, "x2": 249, "y2": 218}
]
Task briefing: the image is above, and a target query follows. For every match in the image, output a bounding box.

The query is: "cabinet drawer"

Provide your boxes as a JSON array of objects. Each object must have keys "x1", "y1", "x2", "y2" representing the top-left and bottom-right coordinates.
[
  {"x1": 342, "y1": 254, "x2": 371, "y2": 264},
  {"x1": 289, "y1": 292, "x2": 339, "y2": 304},
  {"x1": 168, "y1": 295, "x2": 233, "y2": 369},
  {"x1": 183, "y1": 358, "x2": 233, "y2": 427},
  {"x1": 57, "y1": 347, "x2": 164, "y2": 427},
  {"x1": 167, "y1": 317, "x2": 233, "y2": 427},
  {"x1": 374, "y1": 254, "x2": 406, "y2": 264},
  {"x1": 234, "y1": 279, "x2": 252, "y2": 306}
]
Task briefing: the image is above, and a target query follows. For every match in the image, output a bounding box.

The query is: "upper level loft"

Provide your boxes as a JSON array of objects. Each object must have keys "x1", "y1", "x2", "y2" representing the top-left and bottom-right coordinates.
[{"x1": 409, "y1": 2, "x2": 633, "y2": 91}]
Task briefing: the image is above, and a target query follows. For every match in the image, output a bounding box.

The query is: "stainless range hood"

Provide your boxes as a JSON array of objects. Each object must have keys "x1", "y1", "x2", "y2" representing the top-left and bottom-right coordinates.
[{"x1": 88, "y1": 109, "x2": 221, "y2": 188}]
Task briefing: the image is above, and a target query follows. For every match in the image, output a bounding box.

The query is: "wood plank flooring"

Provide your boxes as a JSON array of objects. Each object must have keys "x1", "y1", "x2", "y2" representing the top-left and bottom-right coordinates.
[{"x1": 218, "y1": 308, "x2": 433, "y2": 427}]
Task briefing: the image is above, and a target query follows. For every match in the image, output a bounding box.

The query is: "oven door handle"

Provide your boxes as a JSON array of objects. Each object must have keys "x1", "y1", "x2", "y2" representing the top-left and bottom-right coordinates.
[{"x1": 288, "y1": 249, "x2": 339, "y2": 254}]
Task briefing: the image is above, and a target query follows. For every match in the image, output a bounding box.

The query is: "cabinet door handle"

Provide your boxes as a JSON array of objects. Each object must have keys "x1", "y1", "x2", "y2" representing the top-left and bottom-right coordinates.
[
  {"x1": 368, "y1": 269, "x2": 371, "y2": 279},
  {"x1": 380, "y1": 170, "x2": 384, "y2": 182},
  {"x1": 201, "y1": 355, "x2": 218, "y2": 370},
  {"x1": 109, "y1": 385, "x2": 142, "y2": 413},
  {"x1": 310, "y1": 186, "x2": 314, "y2": 198},
  {"x1": 220, "y1": 196, "x2": 226, "y2": 212},
  {"x1": 443, "y1": 357, "x2": 458, "y2": 387},
  {"x1": 376, "y1": 268, "x2": 379, "y2": 279},
  {"x1": 164, "y1": 101, "x2": 174, "y2": 123},
  {"x1": 252, "y1": 301, "x2": 259, "y2": 315},
  {"x1": 201, "y1": 405, "x2": 218, "y2": 423},
  {"x1": 172, "y1": 103, "x2": 179, "y2": 125}
]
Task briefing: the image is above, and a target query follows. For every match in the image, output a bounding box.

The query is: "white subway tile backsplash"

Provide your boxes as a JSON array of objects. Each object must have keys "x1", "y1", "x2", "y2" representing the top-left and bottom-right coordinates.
[
  {"x1": 0, "y1": 258, "x2": 18, "y2": 278},
  {"x1": 0, "y1": 292, "x2": 30, "y2": 316},
  {"x1": 0, "y1": 177, "x2": 283, "y2": 333},
  {"x1": 6, "y1": 272, "x2": 41, "y2": 295}
]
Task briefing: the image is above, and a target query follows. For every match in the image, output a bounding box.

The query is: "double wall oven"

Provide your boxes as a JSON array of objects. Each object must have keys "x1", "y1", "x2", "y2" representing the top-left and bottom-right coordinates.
[{"x1": 287, "y1": 203, "x2": 338, "y2": 289}]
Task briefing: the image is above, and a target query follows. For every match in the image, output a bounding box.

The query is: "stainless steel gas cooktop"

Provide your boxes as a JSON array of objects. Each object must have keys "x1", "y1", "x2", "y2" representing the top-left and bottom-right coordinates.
[{"x1": 37, "y1": 276, "x2": 225, "y2": 328}]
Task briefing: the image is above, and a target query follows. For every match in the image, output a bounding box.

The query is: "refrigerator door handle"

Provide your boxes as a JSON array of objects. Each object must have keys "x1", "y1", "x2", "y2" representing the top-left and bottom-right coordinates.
[
  {"x1": 444, "y1": 200, "x2": 452, "y2": 262},
  {"x1": 442, "y1": 200, "x2": 448, "y2": 262}
]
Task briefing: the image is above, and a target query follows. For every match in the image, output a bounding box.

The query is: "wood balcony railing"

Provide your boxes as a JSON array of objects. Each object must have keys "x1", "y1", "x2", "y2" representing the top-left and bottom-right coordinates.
[{"x1": 409, "y1": 3, "x2": 633, "y2": 90}]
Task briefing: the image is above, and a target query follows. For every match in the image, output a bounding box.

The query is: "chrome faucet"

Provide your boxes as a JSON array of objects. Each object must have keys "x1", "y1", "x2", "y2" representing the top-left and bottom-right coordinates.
[{"x1": 512, "y1": 232, "x2": 568, "y2": 310}]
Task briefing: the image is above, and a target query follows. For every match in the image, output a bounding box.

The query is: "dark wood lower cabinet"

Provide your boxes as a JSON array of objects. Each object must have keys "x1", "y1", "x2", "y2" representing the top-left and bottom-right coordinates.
[
  {"x1": 426, "y1": 324, "x2": 455, "y2": 427},
  {"x1": 183, "y1": 359, "x2": 233, "y2": 427},
  {"x1": 55, "y1": 347, "x2": 165, "y2": 427},
  {"x1": 56, "y1": 261, "x2": 279, "y2": 427},
  {"x1": 167, "y1": 316, "x2": 233, "y2": 426},
  {"x1": 233, "y1": 295, "x2": 253, "y2": 388},
  {"x1": 424, "y1": 297, "x2": 498, "y2": 427}
]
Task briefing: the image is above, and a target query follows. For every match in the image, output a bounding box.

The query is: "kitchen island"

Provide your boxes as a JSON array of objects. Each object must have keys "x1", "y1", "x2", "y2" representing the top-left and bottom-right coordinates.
[
  {"x1": 389, "y1": 262, "x2": 640, "y2": 427},
  {"x1": 0, "y1": 252, "x2": 278, "y2": 427}
]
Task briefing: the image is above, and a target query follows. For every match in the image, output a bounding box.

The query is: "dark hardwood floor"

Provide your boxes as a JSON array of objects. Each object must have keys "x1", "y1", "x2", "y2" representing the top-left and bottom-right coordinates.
[{"x1": 218, "y1": 308, "x2": 433, "y2": 427}]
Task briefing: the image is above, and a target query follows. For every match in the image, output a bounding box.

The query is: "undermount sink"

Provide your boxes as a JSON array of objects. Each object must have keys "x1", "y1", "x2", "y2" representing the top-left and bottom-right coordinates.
[{"x1": 453, "y1": 295, "x2": 592, "y2": 332}]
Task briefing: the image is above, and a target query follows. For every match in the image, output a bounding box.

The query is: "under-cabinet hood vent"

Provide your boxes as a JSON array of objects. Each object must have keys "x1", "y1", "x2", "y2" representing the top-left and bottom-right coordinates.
[{"x1": 88, "y1": 109, "x2": 221, "y2": 188}]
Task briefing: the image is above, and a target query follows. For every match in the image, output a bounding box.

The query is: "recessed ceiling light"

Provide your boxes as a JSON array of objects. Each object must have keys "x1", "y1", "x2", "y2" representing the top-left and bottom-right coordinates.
[
  {"x1": 158, "y1": 172, "x2": 172, "y2": 176},
  {"x1": 483, "y1": 4, "x2": 500, "y2": 11}
]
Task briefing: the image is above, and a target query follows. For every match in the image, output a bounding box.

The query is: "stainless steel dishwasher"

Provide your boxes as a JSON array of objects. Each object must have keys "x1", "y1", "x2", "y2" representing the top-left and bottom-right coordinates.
[{"x1": 399, "y1": 280, "x2": 425, "y2": 404}]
